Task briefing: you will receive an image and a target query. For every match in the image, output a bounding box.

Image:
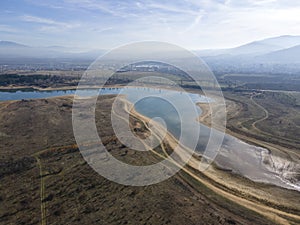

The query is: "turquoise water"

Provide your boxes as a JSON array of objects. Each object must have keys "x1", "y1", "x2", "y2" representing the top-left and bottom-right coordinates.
[
  {"x1": 0, "y1": 87, "x2": 210, "y2": 150},
  {"x1": 0, "y1": 86, "x2": 211, "y2": 152},
  {"x1": 0, "y1": 87, "x2": 206, "y2": 102},
  {"x1": 0, "y1": 88, "x2": 117, "y2": 101}
]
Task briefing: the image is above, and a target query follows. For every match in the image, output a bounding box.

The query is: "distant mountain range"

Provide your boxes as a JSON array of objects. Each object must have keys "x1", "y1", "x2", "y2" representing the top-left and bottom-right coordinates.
[
  {"x1": 196, "y1": 35, "x2": 300, "y2": 64},
  {"x1": 0, "y1": 41, "x2": 28, "y2": 48},
  {"x1": 1, "y1": 35, "x2": 300, "y2": 64},
  {"x1": 257, "y1": 44, "x2": 300, "y2": 63},
  {"x1": 0, "y1": 40, "x2": 105, "y2": 61}
]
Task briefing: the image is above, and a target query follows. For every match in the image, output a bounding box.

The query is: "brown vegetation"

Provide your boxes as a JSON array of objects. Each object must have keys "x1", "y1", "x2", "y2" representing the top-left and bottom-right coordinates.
[{"x1": 0, "y1": 95, "x2": 280, "y2": 225}]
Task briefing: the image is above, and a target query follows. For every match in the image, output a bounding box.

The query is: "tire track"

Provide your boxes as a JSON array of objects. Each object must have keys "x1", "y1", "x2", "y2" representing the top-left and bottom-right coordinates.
[{"x1": 34, "y1": 155, "x2": 47, "y2": 225}]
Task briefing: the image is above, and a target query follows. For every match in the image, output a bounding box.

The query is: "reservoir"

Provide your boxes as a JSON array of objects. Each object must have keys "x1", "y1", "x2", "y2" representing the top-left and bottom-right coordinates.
[{"x1": 0, "y1": 87, "x2": 299, "y2": 191}]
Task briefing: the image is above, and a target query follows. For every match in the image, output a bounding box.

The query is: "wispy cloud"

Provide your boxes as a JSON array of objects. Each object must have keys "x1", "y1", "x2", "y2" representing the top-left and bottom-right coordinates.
[
  {"x1": 0, "y1": 24, "x2": 19, "y2": 33},
  {"x1": 145, "y1": 2, "x2": 199, "y2": 15},
  {"x1": 89, "y1": 27, "x2": 113, "y2": 33},
  {"x1": 1, "y1": 0, "x2": 300, "y2": 49},
  {"x1": 181, "y1": 12, "x2": 205, "y2": 34},
  {"x1": 21, "y1": 15, "x2": 80, "y2": 31}
]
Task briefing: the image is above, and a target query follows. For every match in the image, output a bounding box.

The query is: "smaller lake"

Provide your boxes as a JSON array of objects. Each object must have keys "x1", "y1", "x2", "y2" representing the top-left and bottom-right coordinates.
[
  {"x1": 0, "y1": 87, "x2": 208, "y2": 102},
  {"x1": 0, "y1": 88, "x2": 98, "y2": 101}
]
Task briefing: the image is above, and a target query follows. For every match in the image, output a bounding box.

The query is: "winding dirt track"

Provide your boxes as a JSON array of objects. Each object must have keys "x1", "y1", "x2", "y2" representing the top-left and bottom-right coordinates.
[{"x1": 250, "y1": 93, "x2": 269, "y2": 131}]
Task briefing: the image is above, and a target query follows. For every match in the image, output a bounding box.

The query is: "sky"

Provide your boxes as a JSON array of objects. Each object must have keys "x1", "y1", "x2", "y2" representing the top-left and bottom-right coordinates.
[{"x1": 1, "y1": 0, "x2": 300, "y2": 50}]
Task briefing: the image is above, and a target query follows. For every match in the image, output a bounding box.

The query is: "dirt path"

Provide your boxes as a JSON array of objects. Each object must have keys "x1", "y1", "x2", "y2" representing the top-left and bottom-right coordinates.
[
  {"x1": 250, "y1": 93, "x2": 269, "y2": 131},
  {"x1": 34, "y1": 155, "x2": 47, "y2": 225}
]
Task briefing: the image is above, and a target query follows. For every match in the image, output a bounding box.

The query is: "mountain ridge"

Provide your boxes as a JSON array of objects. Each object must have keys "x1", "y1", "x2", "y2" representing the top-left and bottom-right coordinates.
[{"x1": 1, "y1": 35, "x2": 300, "y2": 64}]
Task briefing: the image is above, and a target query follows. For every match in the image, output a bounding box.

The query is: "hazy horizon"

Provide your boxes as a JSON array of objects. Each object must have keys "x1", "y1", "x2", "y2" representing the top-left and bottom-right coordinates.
[
  {"x1": 1, "y1": 0, "x2": 300, "y2": 51},
  {"x1": 1, "y1": 34, "x2": 300, "y2": 52}
]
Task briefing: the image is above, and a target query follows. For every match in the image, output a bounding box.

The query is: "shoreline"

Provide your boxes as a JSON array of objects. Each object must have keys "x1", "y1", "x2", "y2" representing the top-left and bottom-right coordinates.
[
  {"x1": 196, "y1": 102, "x2": 211, "y2": 126},
  {"x1": 123, "y1": 92, "x2": 300, "y2": 192},
  {"x1": 1, "y1": 89, "x2": 299, "y2": 223},
  {"x1": 1, "y1": 84, "x2": 298, "y2": 157},
  {"x1": 1, "y1": 84, "x2": 296, "y2": 155},
  {"x1": 1, "y1": 85, "x2": 299, "y2": 188},
  {"x1": 0, "y1": 84, "x2": 197, "y2": 92}
]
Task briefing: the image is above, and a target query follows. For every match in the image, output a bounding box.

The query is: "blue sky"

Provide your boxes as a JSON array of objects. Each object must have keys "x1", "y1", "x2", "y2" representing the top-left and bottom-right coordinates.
[{"x1": 1, "y1": 0, "x2": 300, "y2": 50}]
